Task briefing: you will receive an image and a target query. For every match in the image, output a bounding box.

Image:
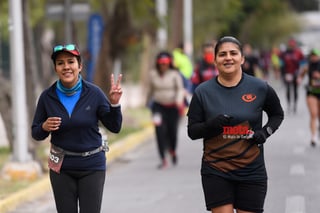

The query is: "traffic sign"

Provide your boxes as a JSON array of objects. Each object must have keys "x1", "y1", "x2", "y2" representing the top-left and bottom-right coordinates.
[{"x1": 46, "y1": 2, "x2": 90, "y2": 20}]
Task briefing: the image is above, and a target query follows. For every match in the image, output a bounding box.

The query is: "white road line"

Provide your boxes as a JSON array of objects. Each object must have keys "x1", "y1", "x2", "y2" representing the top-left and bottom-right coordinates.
[
  {"x1": 285, "y1": 195, "x2": 305, "y2": 213},
  {"x1": 290, "y1": 163, "x2": 305, "y2": 175}
]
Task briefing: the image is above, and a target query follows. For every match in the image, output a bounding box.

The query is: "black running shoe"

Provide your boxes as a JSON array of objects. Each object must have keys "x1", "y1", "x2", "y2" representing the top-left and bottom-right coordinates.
[
  {"x1": 172, "y1": 155, "x2": 177, "y2": 165},
  {"x1": 311, "y1": 141, "x2": 316, "y2": 147}
]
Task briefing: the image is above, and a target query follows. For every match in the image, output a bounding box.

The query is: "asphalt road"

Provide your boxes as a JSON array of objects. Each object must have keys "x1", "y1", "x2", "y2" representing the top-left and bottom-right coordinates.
[
  {"x1": 263, "y1": 80, "x2": 320, "y2": 213},
  {"x1": 8, "y1": 77, "x2": 320, "y2": 213}
]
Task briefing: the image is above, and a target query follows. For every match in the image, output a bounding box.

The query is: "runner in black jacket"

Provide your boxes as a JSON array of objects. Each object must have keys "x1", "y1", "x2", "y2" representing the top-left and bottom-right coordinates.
[
  {"x1": 31, "y1": 44, "x2": 123, "y2": 213},
  {"x1": 187, "y1": 36, "x2": 284, "y2": 213}
]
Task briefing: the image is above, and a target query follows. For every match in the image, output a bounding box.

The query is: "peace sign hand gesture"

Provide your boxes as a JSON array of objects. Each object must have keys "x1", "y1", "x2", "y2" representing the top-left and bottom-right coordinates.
[{"x1": 109, "y1": 73, "x2": 123, "y2": 105}]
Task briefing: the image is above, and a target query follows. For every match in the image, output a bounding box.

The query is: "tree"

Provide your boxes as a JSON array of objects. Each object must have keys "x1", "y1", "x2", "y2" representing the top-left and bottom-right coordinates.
[
  {"x1": 0, "y1": 0, "x2": 12, "y2": 147},
  {"x1": 192, "y1": 0, "x2": 302, "y2": 54},
  {"x1": 288, "y1": 0, "x2": 319, "y2": 12},
  {"x1": 92, "y1": 0, "x2": 157, "y2": 94},
  {"x1": 193, "y1": 0, "x2": 243, "y2": 56},
  {"x1": 169, "y1": 0, "x2": 183, "y2": 49},
  {"x1": 239, "y1": 0, "x2": 301, "y2": 48}
]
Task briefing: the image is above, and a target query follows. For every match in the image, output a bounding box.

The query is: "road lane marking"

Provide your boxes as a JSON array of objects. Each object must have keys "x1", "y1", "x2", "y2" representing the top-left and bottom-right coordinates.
[
  {"x1": 290, "y1": 163, "x2": 305, "y2": 175},
  {"x1": 285, "y1": 195, "x2": 305, "y2": 213}
]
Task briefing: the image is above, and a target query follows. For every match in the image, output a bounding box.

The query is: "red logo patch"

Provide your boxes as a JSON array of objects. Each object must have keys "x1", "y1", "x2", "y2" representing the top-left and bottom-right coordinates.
[{"x1": 242, "y1": 94, "x2": 256, "y2": 102}]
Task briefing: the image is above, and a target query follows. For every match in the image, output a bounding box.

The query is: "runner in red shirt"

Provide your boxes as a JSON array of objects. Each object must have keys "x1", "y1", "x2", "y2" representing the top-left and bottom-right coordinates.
[{"x1": 280, "y1": 38, "x2": 305, "y2": 113}]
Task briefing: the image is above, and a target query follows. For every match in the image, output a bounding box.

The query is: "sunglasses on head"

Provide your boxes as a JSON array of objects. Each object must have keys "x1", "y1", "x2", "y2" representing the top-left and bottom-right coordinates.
[{"x1": 53, "y1": 44, "x2": 77, "y2": 52}]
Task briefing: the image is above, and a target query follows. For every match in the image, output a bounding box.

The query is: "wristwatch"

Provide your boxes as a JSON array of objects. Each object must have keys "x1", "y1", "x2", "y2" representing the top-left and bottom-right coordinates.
[{"x1": 266, "y1": 126, "x2": 273, "y2": 135}]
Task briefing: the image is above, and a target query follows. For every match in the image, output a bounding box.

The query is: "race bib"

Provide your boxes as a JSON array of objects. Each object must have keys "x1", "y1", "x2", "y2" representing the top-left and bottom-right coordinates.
[
  {"x1": 152, "y1": 112, "x2": 162, "y2": 126},
  {"x1": 48, "y1": 144, "x2": 65, "y2": 174}
]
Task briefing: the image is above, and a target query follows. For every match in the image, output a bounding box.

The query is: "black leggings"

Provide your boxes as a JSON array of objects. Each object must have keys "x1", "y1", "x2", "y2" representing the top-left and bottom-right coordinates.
[
  {"x1": 49, "y1": 170, "x2": 106, "y2": 213},
  {"x1": 152, "y1": 102, "x2": 180, "y2": 160},
  {"x1": 284, "y1": 75, "x2": 298, "y2": 106}
]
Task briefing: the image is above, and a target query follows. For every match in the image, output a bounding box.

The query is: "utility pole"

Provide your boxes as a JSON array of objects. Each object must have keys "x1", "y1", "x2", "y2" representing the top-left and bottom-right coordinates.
[
  {"x1": 183, "y1": 0, "x2": 193, "y2": 59},
  {"x1": 2, "y1": 0, "x2": 41, "y2": 180},
  {"x1": 156, "y1": 0, "x2": 168, "y2": 49},
  {"x1": 9, "y1": 0, "x2": 28, "y2": 162},
  {"x1": 64, "y1": 0, "x2": 72, "y2": 43}
]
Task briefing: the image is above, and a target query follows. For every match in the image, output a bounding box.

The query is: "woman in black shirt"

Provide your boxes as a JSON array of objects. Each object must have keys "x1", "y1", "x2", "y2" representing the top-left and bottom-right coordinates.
[{"x1": 187, "y1": 36, "x2": 284, "y2": 213}]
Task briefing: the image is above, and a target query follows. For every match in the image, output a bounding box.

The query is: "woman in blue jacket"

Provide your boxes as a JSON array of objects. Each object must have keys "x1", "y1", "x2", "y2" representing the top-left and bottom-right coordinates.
[{"x1": 31, "y1": 44, "x2": 123, "y2": 213}]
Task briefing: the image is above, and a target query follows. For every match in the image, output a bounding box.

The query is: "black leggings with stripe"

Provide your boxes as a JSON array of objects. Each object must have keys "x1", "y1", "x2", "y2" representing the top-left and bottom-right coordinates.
[
  {"x1": 49, "y1": 170, "x2": 105, "y2": 213},
  {"x1": 152, "y1": 102, "x2": 180, "y2": 160}
]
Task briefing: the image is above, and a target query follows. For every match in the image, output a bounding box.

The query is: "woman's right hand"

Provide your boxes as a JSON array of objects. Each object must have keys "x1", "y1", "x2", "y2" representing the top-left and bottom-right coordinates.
[
  {"x1": 42, "y1": 117, "x2": 62, "y2": 132},
  {"x1": 205, "y1": 114, "x2": 233, "y2": 136}
]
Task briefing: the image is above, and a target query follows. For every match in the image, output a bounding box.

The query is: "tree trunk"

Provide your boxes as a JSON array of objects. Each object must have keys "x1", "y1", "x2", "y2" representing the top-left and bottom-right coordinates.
[
  {"x1": 0, "y1": 76, "x2": 12, "y2": 150},
  {"x1": 170, "y1": 0, "x2": 183, "y2": 49},
  {"x1": 94, "y1": 0, "x2": 132, "y2": 96},
  {"x1": 139, "y1": 32, "x2": 155, "y2": 100},
  {"x1": 39, "y1": 27, "x2": 55, "y2": 88},
  {"x1": 94, "y1": 21, "x2": 113, "y2": 95}
]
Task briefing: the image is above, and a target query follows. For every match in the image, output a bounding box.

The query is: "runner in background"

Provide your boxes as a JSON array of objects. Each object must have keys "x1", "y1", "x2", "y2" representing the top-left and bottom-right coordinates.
[
  {"x1": 280, "y1": 38, "x2": 305, "y2": 113},
  {"x1": 270, "y1": 46, "x2": 282, "y2": 80},
  {"x1": 242, "y1": 43, "x2": 261, "y2": 77},
  {"x1": 191, "y1": 42, "x2": 219, "y2": 92},
  {"x1": 146, "y1": 51, "x2": 185, "y2": 169},
  {"x1": 298, "y1": 48, "x2": 320, "y2": 147},
  {"x1": 259, "y1": 49, "x2": 271, "y2": 79},
  {"x1": 172, "y1": 43, "x2": 193, "y2": 93},
  {"x1": 172, "y1": 43, "x2": 194, "y2": 110}
]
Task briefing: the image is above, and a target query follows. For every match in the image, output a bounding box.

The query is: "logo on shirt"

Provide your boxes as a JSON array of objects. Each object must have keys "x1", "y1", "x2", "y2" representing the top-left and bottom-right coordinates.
[
  {"x1": 241, "y1": 93, "x2": 256, "y2": 102},
  {"x1": 223, "y1": 125, "x2": 254, "y2": 139}
]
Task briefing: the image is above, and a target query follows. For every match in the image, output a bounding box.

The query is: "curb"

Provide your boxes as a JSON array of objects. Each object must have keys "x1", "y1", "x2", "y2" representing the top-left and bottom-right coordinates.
[
  {"x1": 0, "y1": 126, "x2": 154, "y2": 213},
  {"x1": 106, "y1": 125, "x2": 154, "y2": 162}
]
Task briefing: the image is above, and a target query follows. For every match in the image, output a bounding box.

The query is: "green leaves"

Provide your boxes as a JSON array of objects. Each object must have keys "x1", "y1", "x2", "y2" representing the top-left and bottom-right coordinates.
[{"x1": 193, "y1": 0, "x2": 301, "y2": 51}]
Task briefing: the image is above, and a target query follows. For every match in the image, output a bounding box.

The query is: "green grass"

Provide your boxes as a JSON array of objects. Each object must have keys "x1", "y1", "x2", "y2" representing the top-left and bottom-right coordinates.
[
  {"x1": 0, "y1": 147, "x2": 10, "y2": 166},
  {"x1": 0, "y1": 178, "x2": 35, "y2": 200},
  {"x1": 0, "y1": 106, "x2": 152, "y2": 201}
]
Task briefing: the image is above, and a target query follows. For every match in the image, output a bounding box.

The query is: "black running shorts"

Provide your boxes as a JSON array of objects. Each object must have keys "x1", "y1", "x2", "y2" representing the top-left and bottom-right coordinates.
[{"x1": 201, "y1": 173, "x2": 267, "y2": 212}]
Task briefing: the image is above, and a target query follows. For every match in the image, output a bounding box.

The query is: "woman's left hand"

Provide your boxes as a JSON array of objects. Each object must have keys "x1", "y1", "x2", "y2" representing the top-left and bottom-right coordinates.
[{"x1": 109, "y1": 73, "x2": 123, "y2": 104}]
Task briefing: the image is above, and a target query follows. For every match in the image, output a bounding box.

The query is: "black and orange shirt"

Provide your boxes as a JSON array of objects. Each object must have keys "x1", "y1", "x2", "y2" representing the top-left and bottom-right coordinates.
[{"x1": 187, "y1": 73, "x2": 284, "y2": 181}]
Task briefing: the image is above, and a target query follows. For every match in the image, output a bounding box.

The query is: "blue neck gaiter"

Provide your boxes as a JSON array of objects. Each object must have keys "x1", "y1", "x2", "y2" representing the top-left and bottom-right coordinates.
[{"x1": 56, "y1": 75, "x2": 82, "y2": 95}]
